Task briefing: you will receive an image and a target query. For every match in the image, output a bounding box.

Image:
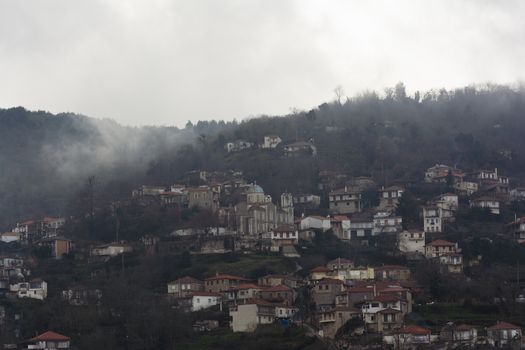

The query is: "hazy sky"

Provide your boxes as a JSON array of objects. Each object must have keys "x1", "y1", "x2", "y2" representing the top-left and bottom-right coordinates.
[{"x1": 0, "y1": 0, "x2": 524, "y2": 127}]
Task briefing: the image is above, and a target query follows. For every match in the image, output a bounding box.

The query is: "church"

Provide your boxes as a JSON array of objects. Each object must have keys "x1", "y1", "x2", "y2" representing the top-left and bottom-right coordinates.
[{"x1": 233, "y1": 184, "x2": 294, "y2": 236}]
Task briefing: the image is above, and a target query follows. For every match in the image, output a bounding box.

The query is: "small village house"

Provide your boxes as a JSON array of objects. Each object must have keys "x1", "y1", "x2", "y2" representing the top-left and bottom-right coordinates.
[
  {"x1": 204, "y1": 273, "x2": 247, "y2": 293},
  {"x1": 36, "y1": 236, "x2": 72, "y2": 258},
  {"x1": 397, "y1": 230, "x2": 425, "y2": 256},
  {"x1": 229, "y1": 299, "x2": 276, "y2": 332},
  {"x1": 487, "y1": 321, "x2": 522, "y2": 349},
  {"x1": 260, "y1": 135, "x2": 282, "y2": 149},
  {"x1": 440, "y1": 322, "x2": 478, "y2": 347},
  {"x1": 329, "y1": 186, "x2": 362, "y2": 214},
  {"x1": 167, "y1": 276, "x2": 204, "y2": 298},
  {"x1": 378, "y1": 186, "x2": 404, "y2": 211},
  {"x1": 23, "y1": 331, "x2": 70, "y2": 350},
  {"x1": 470, "y1": 196, "x2": 501, "y2": 215}
]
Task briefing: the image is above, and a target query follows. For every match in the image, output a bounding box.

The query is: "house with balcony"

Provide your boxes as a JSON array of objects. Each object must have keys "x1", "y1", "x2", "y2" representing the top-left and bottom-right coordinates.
[
  {"x1": 329, "y1": 187, "x2": 362, "y2": 214},
  {"x1": 167, "y1": 276, "x2": 204, "y2": 298}
]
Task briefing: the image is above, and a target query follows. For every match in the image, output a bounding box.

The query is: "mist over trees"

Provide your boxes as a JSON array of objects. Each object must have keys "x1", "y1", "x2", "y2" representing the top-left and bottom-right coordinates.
[{"x1": 1, "y1": 83, "x2": 525, "y2": 229}]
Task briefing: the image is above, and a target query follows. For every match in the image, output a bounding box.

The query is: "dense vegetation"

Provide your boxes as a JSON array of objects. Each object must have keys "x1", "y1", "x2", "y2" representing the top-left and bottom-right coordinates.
[{"x1": 2, "y1": 83, "x2": 525, "y2": 230}]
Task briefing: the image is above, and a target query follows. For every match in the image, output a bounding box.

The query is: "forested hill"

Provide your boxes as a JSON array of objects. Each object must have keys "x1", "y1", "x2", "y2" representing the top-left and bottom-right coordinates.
[{"x1": 1, "y1": 83, "x2": 525, "y2": 229}]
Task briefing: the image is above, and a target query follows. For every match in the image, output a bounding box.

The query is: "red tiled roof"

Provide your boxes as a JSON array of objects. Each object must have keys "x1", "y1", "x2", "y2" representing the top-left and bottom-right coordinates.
[
  {"x1": 171, "y1": 276, "x2": 203, "y2": 284},
  {"x1": 30, "y1": 331, "x2": 70, "y2": 342},
  {"x1": 372, "y1": 294, "x2": 400, "y2": 303},
  {"x1": 455, "y1": 324, "x2": 475, "y2": 331},
  {"x1": 427, "y1": 239, "x2": 456, "y2": 247},
  {"x1": 205, "y1": 274, "x2": 246, "y2": 281},
  {"x1": 230, "y1": 283, "x2": 261, "y2": 290},
  {"x1": 396, "y1": 325, "x2": 431, "y2": 335},
  {"x1": 262, "y1": 284, "x2": 292, "y2": 292},
  {"x1": 487, "y1": 321, "x2": 521, "y2": 330},
  {"x1": 327, "y1": 258, "x2": 353, "y2": 265}
]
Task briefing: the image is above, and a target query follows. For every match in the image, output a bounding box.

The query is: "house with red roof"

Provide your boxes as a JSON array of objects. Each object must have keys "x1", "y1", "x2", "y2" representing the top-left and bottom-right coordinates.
[
  {"x1": 487, "y1": 321, "x2": 522, "y2": 348},
  {"x1": 23, "y1": 331, "x2": 70, "y2": 349},
  {"x1": 226, "y1": 284, "x2": 263, "y2": 302},
  {"x1": 204, "y1": 273, "x2": 247, "y2": 293},
  {"x1": 326, "y1": 257, "x2": 354, "y2": 271},
  {"x1": 259, "y1": 284, "x2": 296, "y2": 305},
  {"x1": 309, "y1": 265, "x2": 332, "y2": 281},
  {"x1": 440, "y1": 322, "x2": 477, "y2": 347},
  {"x1": 167, "y1": 276, "x2": 204, "y2": 298},
  {"x1": 424, "y1": 240, "x2": 459, "y2": 258}
]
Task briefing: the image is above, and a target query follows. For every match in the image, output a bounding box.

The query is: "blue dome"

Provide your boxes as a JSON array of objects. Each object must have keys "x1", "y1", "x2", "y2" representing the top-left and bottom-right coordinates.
[{"x1": 247, "y1": 184, "x2": 264, "y2": 193}]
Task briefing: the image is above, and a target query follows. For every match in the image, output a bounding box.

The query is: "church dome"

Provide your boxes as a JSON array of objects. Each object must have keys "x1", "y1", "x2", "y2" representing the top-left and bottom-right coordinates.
[{"x1": 247, "y1": 184, "x2": 264, "y2": 194}]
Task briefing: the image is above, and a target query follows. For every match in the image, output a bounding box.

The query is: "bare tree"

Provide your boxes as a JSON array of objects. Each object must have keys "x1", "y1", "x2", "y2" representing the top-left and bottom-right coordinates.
[{"x1": 334, "y1": 85, "x2": 345, "y2": 106}]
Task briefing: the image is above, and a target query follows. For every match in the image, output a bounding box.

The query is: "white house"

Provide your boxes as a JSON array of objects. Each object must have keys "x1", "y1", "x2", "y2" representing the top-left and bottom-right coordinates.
[
  {"x1": 470, "y1": 197, "x2": 501, "y2": 215},
  {"x1": 487, "y1": 321, "x2": 522, "y2": 348},
  {"x1": 91, "y1": 243, "x2": 133, "y2": 258},
  {"x1": 398, "y1": 230, "x2": 425, "y2": 256},
  {"x1": 189, "y1": 292, "x2": 222, "y2": 311},
  {"x1": 261, "y1": 135, "x2": 282, "y2": 149},
  {"x1": 373, "y1": 212, "x2": 402, "y2": 235},
  {"x1": 12, "y1": 279, "x2": 48, "y2": 300},
  {"x1": 510, "y1": 187, "x2": 525, "y2": 201},
  {"x1": 330, "y1": 216, "x2": 351, "y2": 240},
  {"x1": 1, "y1": 232, "x2": 21, "y2": 243},
  {"x1": 225, "y1": 140, "x2": 254, "y2": 153},
  {"x1": 423, "y1": 206, "x2": 442, "y2": 233},
  {"x1": 230, "y1": 299, "x2": 276, "y2": 332},
  {"x1": 299, "y1": 216, "x2": 331, "y2": 232}
]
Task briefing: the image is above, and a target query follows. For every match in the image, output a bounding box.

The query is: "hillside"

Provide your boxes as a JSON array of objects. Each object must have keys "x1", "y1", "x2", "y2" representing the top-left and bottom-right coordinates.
[{"x1": 1, "y1": 83, "x2": 525, "y2": 228}]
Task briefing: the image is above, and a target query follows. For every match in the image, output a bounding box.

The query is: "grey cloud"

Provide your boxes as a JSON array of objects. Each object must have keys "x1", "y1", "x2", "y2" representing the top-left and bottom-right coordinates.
[{"x1": 0, "y1": 0, "x2": 524, "y2": 126}]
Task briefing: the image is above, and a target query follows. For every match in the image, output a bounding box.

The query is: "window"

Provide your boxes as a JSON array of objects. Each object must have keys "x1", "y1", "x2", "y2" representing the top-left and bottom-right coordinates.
[{"x1": 196, "y1": 298, "x2": 200, "y2": 303}]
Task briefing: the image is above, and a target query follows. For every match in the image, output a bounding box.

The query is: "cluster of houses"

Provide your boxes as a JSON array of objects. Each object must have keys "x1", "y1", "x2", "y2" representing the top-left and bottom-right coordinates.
[
  {"x1": 166, "y1": 273, "x2": 300, "y2": 332},
  {"x1": 165, "y1": 259, "x2": 522, "y2": 349},
  {"x1": 224, "y1": 134, "x2": 317, "y2": 157},
  {"x1": 2, "y1": 160, "x2": 525, "y2": 347},
  {"x1": 0, "y1": 255, "x2": 48, "y2": 301}
]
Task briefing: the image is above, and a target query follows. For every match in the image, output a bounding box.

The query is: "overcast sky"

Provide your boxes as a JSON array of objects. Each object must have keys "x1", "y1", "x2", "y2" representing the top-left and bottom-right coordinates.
[{"x1": 0, "y1": 0, "x2": 524, "y2": 127}]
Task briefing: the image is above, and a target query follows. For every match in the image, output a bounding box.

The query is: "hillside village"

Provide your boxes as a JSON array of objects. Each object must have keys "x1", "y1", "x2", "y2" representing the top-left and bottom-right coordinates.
[{"x1": 2, "y1": 132, "x2": 525, "y2": 350}]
